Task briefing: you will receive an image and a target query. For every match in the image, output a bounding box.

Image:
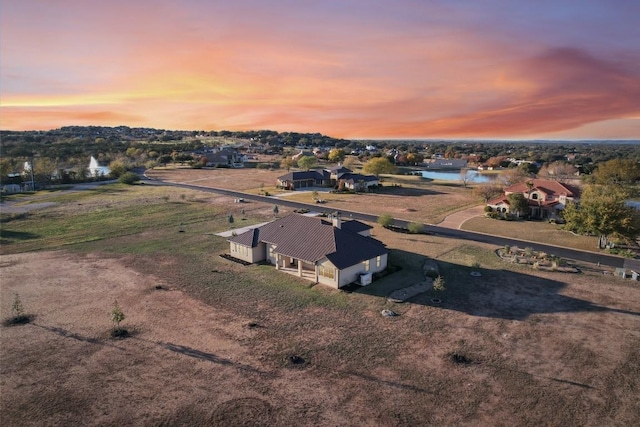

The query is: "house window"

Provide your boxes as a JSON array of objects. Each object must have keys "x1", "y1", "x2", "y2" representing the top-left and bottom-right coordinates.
[
  {"x1": 268, "y1": 245, "x2": 274, "y2": 258},
  {"x1": 319, "y1": 265, "x2": 335, "y2": 279},
  {"x1": 376, "y1": 256, "x2": 381, "y2": 268},
  {"x1": 531, "y1": 193, "x2": 538, "y2": 200},
  {"x1": 363, "y1": 260, "x2": 370, "y2": 272}
]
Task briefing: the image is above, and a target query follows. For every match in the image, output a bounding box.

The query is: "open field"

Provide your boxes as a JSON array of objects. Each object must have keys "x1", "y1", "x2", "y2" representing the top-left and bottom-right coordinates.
[
  {"x1": 461, "y1": 217, "x2": 599, "y2": 252},
  {"x1": 146, "y1": 167, "x2": 482, "y2": 223},
  {"x1": 1, "y1": 183, "x2": 639, "y2": 426}
]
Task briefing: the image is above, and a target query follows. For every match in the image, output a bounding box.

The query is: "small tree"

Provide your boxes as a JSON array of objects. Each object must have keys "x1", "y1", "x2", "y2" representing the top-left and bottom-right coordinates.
[
  {"x1": 459, "y1": 169, "x2": 476, "y2": 188},
  {"x1": 378, "y1": 213, "x2": 394, "y2": 228},
  {"x1": 4, "y1": 293, "x2": 30, "y2": 326},
  {"x1": 297, "y1": 156, "x2": 317, "y2": 171},
  {"x1": 12, "y1": 293, "x2": 24, "y2": 319},
  {"x1": 311, "y1": 190, "x2": 319, "y2": 200},
  {"x1": 273, "y1": 205, "x2": 279, "y2": 217},
  {"x1": 474, "y1": 183, "x2": 504, "y2": 203},
  {"x1": 507, "y1": 193, "x2": 529, "y2": 218},
  {"x1": 228, "y1": 214, "x2": 235, "y2": 227},
  {"x1": 110, "y1": 300, "x2": 125, "y2": 333}
]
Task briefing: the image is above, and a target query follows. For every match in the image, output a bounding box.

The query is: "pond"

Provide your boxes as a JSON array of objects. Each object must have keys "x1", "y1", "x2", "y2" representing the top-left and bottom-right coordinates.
[{"x1": 419, "y1": 170, "x2": 497, "y2": 183}]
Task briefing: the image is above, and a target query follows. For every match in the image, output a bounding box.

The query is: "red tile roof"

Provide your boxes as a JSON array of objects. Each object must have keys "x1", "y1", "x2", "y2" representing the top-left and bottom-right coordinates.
[{"x1": 505, "y1": 179, "x2": 580, "y2": 198}]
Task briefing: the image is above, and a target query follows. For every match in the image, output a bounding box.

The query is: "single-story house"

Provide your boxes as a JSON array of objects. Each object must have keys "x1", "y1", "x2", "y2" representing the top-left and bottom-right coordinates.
[
  {"x1": 203, "y1": 149, "x2": 244, "y2": 167},
  {"x1": 227, "y1": 213, "x2": 388, "y2": 288},
  {"x1": 1, "y1": 183, "x2": 21, "y2": 194},
  {"x1": 488, "y1": 178, "x2": 581, "y2": 219},
  {"x1": 277, "y1": 170, "x2": 331, "y2": 189},
  {"x1": 277, "y1": 167, "x2": 378, "y2": 190}
]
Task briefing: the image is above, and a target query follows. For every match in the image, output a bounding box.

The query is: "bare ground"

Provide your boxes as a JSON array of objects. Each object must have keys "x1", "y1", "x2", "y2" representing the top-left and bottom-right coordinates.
[
  {"x1": 2, "y1": 246, "x2": 639, "y2": 426},
  {"x1": 145, "y1": 167, "x2": 477, "y2": 223}
]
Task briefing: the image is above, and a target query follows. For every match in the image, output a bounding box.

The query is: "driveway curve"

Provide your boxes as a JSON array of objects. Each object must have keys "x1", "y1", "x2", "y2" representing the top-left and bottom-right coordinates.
[{"x1": 437, "y1": 205, "x2": 486, "y2": 229}]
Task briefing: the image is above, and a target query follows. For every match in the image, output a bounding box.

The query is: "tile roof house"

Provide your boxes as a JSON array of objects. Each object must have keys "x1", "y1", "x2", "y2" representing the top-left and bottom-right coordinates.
[
  {"x1": 228, "y1": 213, "x2": 388, "y2": 288},
  {"x1": 277, "y1": 167, "x2": 379, "y2": 191},
  {"x1": 488, "y1": 178, "x2": 581, "y2": 219}
]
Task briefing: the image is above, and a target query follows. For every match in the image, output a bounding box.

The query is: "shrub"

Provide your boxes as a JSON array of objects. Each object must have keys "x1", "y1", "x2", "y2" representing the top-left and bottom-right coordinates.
[
  {"x1": 433, "y1": 276, "x2": 446, "y2": 291},
  {"x1": 407, "y1": 222, "x2": 424, "y2": 234},
  {"x1": 484, "y1": 206, "x2": 493, "y2": 213},
  {"x1": 119, "y1": 172, "x2": 140, "y2": 185},
  {"x1": 377, "y1": 214, "x2": 394, "y2": 228}
]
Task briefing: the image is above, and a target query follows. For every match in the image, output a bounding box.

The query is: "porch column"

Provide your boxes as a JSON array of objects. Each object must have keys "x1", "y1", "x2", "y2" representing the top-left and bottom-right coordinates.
[
  {"x1": 275, "y1": 253, "x2": 280, "y2": 270},
  {"x1": 298, "y1": 260, "x2": 303, "y2": 277}
]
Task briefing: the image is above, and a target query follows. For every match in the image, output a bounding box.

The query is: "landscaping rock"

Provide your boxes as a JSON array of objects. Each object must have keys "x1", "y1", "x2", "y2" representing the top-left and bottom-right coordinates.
[
  {"x1": 381, "y1": 309, "x2": 399, "y2": 317},
  {"x1": 387, "y1": 279, "x2": 433, "y2": 303}
]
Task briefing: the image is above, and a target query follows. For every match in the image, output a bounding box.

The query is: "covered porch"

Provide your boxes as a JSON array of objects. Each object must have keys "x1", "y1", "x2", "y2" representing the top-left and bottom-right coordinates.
[{"x1": 274, "y1": 253, "x2": 317, "y2": 282}]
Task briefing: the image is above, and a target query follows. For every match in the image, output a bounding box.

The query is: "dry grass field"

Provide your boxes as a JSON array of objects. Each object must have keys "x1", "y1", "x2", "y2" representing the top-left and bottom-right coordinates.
[
  {"x1": 146, "y1": 166, "x2": 481, "y2": 224},
  {"x1": 1, "y1": 181, "x2": 639, "y2": 426}
]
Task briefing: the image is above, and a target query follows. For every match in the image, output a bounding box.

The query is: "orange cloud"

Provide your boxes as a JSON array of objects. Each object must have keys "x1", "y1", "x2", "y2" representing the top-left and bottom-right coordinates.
[
  {"x1": 364, "y1": 48, "x2": 640, "y2": 137},
  {"x1": 2, "y1": 1, "x2": 639, "y2": 139}
]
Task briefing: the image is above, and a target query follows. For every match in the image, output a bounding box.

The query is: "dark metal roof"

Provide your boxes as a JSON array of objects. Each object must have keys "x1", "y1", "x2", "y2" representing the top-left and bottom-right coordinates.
[
  {"x1": 277, "y1": 170, "x2": 324, "y2": 181},
  {"x1": 228, "y1": 214, "x2": 387, "y2": 268},
  {"x1": 340, "y1": 220, "x2": 372, "y2": 234}
]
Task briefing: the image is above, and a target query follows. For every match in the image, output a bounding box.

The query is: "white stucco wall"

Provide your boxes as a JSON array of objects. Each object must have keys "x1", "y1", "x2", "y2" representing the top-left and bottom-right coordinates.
[
  {"x1": 337, "y1": 253, "x2": 388, "y2": 288},
  {"x1": 229, "y1": 242, "x2": 265, "y2": 263},
  {"x1": 316, "y1": 259, "x2": 338, "y2": 288}
]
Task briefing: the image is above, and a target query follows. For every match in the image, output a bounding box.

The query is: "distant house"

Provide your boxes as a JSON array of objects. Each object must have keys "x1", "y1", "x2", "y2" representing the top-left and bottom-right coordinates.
[
  {"x1": 228, "y1": 213, "x2": 388, "y2": 288},
  {"x1": 426, "y1": 159, "x2": 468, "y2": 170},
  {"x1": 1, "y1": 183, "x2": 21, "y2": 194},
  {"x1": 203, "y1": 149, "x2": 244, "y2": 167},
  {"x1": 488, "y1": 178, "x2": 581, "y2": 219},
  {"x1": 276, "y1": 166, "x2": 379, "y2": 191}
]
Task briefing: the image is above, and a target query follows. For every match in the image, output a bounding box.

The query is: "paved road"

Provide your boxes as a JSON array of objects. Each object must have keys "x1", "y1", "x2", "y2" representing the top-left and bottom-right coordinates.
[{"x1": 144, "y1": 177, "x2": 626, "y2": 269}]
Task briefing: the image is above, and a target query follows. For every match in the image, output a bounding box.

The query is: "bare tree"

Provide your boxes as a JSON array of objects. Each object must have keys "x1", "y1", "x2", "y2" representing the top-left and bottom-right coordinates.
[
  {"x1": 459, "y1": 169, "x2": 476, "y2": 188},
  {"x1": 538, "y1": 161, "x2": 577, "y2": 183},
  {"x1": 499, "y1": 168, "x2": 530, "y2": 187},
  {"x1": 473, "y1": 183, "x2": 503, "y2": 202}
]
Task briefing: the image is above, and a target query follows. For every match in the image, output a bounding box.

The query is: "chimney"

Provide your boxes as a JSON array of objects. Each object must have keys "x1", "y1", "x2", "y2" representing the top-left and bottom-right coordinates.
[{"x1": 332, "y1": 212, "x2": 342, "y2": 229}]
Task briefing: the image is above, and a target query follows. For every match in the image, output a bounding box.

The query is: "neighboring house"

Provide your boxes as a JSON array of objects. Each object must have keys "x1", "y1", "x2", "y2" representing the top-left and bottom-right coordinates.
[
  {"x1": 488, "y1": 178, "x2": 581, "y2": 219},
  {"x1": 228, "y1": 213, "x2": 388, "y2": 288},
  {"x1": 277, "y1": 170, "x2": 331, "y2": 189},
  {"x1": 1, "y1": 183, "x2": 21, "y2": 194},
  {"x1": 425, "y1": 159, "x2": 468, "y2": 170},
  {"x1": 338, "y1": 174, "x2": 380, "y2": 191},
  {"x1": 203, "y1": 149, "x2": 244, "y2": 167},
  {"x1": 276, "y1": 167, "x2": 378, "y2": 191}
]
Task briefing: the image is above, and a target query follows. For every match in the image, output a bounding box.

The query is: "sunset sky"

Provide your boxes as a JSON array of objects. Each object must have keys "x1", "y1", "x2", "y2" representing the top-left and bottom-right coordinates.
[{"x1": 2, "y1": 0, "x2": 639, "y2": 139}]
